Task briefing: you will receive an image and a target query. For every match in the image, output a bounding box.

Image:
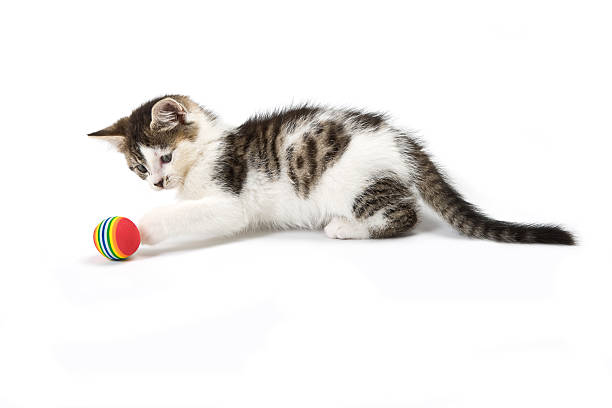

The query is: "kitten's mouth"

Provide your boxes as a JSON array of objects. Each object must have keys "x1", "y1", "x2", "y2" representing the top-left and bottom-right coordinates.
[
  {"x1": 153, "y1": 176, "x2": 169, "y2": 190},
  {"x1": 153, "y1": 176, "x2": 178, "y2": 190}
]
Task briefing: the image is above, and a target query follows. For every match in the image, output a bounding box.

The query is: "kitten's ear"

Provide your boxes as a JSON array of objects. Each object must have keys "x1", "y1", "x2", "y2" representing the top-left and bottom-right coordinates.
[
  {"x1": 150, "y1": 97, "x2": 187, "y2": 132},
  {"x1": 88, "y1": 118, "x2": 127, "y2": 150}
]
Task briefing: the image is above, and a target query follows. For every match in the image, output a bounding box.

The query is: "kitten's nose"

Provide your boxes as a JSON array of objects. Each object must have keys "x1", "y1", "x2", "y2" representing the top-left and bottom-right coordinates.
[{"x1": 154, "y1": 179, "x2": 164, "y2": 188}]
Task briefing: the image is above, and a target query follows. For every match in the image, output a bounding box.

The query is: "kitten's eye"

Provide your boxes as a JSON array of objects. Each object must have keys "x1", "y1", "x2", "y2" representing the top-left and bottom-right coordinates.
[
  {"x1": 135, "y1": 164, "x2": 147, "y2": 173},
  {"x1": 161, "y1": 153, "x2": 173, "y2": 164}
]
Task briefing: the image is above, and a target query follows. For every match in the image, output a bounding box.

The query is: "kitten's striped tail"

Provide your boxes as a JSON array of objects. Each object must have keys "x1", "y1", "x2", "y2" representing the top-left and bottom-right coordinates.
[{"x1": 409, "y1": 141, "x2": 575, "y2": 245}]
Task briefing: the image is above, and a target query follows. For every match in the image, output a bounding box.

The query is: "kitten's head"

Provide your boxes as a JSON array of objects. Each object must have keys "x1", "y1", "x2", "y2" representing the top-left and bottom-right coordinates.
[{"x1": 89, "y1": 95, "x2": 214, "y2": 190}]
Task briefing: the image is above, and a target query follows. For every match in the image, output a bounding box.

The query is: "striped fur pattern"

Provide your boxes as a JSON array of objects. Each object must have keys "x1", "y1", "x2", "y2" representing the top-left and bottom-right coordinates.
[{"x1": 89, "y1": 95, "x2": 575, "y2": 246}]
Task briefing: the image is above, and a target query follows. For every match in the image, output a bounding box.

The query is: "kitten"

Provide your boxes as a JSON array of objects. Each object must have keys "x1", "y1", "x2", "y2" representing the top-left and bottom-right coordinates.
[{"x1": 89, "y1": 95, "x2": 575, "y2": 246}]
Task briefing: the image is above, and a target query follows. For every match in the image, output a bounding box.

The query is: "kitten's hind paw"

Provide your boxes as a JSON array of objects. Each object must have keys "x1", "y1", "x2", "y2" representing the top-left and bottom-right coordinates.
[{"x1": 324, "y1": 217, "x2": 369, "y2": 240}]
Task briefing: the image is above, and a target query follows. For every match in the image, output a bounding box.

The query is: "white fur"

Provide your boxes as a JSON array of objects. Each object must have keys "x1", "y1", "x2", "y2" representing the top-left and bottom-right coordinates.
[
  {"x1": 324, "y1": 217, "x2": 370, "y2": 239},
  {"x1": 137, "y1": 109, "x2": 416, "y2": 245}
]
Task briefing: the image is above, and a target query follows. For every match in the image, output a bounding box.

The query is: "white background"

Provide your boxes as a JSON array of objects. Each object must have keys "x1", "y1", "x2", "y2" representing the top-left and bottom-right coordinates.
[{"x1": 1, "y1": 1, "x2": 611, "y2": 407}]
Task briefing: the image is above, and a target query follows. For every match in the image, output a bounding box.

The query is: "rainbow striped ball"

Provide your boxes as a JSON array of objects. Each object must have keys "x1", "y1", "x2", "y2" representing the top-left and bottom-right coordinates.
[{"x1": 93, "y1": 217, "x2": 141, "y2": 260}]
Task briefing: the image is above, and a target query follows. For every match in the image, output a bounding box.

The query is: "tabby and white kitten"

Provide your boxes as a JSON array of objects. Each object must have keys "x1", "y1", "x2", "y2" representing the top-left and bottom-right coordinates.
[{"x1": 89, "y1": 95, "x2": 574, "y2": 246}]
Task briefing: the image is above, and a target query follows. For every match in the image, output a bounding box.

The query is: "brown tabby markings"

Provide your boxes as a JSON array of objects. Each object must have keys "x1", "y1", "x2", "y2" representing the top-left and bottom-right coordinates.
[
  {"x1": 286, "y1": 121, "x2": 350, "y2": 198},
  {"x1": 344, "y1": 110, "x2": 386, "y2": 130},
  {"x1": 214, "y1": 107, "x2": 386, "y2": 196},
  {"x1": 353, "y1": 176, "x2": 418, "y2": 238},
  {"x1": 88, "y1": 95, "x2": 205, "y2": 179},
  {"x1": 215, "y1": 106, "x2": 321, "y2": 195}
]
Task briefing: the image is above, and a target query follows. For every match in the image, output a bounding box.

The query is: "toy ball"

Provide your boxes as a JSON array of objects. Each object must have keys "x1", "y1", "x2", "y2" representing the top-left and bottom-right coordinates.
[{"x1": 93, "y1": 217, "x2": 140, "y2": 260}]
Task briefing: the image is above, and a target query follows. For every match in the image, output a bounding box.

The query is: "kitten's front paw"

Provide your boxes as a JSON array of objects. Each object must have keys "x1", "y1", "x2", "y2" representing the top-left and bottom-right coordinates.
[{"x1": 138, "y1": 212, "x2": 169, "y2": 245}]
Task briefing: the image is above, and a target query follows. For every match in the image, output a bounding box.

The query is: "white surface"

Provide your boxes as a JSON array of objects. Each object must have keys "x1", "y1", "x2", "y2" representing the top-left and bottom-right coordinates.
[{"x1": 1, "y1": 1, "x2": 611, "y2": 407}]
